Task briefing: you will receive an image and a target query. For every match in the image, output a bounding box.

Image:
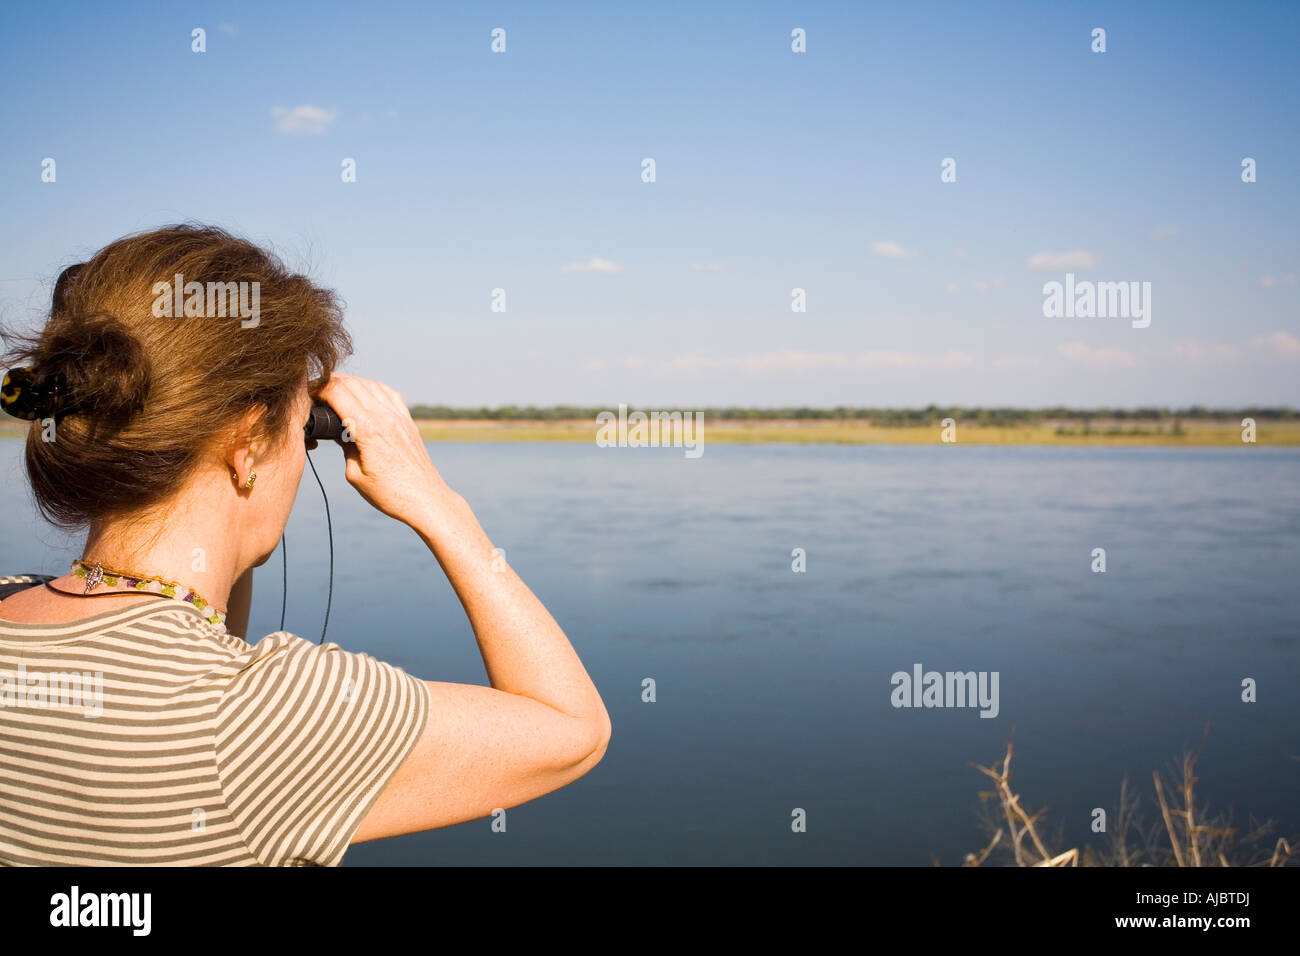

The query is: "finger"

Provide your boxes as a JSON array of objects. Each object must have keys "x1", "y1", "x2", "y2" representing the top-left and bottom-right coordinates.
[
  {"x1": 321, "y1": 372, "x2": 370, "y2": 408},
  {"x1": 317, "y1": 376, "x2": 359, "y2": 416},
  {"x1": 342, "y1": 445, "x2": 364, "y2": 481},
  {"x1": 320, "y1": 375, "x2": 377, "y2": 429}
]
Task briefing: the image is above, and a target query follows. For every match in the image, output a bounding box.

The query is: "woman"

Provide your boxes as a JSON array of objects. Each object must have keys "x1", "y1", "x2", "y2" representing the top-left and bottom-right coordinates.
[{"x1": 0, "y1": 224, "x2": 611, "y2": 866}]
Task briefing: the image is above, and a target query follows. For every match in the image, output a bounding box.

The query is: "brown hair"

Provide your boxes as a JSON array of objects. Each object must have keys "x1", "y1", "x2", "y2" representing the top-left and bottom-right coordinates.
[{"x1": 1, "y1": 224, "x2": 352, "y2": 530}]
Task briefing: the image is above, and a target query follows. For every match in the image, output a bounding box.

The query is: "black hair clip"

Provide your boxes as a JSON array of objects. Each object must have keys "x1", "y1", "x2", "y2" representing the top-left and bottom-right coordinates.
[{"x1": 1, "y1": 367, "x2": 67, "y2": 422}]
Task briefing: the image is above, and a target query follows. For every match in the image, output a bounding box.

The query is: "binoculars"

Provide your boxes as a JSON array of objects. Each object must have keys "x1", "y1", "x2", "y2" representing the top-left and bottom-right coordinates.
[{"x1": 303, "y1": 402, "x2": 346, "y2": 442}]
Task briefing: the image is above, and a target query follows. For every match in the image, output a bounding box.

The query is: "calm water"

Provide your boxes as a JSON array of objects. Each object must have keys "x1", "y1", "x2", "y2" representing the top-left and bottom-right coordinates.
[{"x1": 3, "y1": 441, "x2": 1298, "y2": 865}]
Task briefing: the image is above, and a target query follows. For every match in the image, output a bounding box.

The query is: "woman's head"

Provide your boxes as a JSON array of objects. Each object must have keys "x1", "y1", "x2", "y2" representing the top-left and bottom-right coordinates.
[{"x1": 2, "y1": 224, "x2": 351, "y2": 561}]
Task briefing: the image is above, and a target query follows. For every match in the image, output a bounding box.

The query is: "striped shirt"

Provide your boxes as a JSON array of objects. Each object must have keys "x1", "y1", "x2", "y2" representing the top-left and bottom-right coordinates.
[{"x1": 0, "y1": 597, "x2": 429, "y2": 866}]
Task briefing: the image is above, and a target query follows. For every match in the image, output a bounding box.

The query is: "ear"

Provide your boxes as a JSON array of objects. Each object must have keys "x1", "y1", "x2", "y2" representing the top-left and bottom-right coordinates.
[{"x1": 226, "y1": 404, "x2": 271, "y2": 489}]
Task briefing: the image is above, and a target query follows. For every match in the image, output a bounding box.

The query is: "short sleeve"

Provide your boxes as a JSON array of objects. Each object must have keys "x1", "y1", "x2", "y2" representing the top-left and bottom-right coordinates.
[{"x1": 213, "y1": 632, "x2": 430, "y2": 866}]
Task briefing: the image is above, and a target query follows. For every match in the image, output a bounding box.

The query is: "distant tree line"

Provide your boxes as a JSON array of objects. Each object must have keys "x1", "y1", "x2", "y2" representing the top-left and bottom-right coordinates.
[{"x1": 406, "y1": 404, "x2": 1298, "y2": 424}]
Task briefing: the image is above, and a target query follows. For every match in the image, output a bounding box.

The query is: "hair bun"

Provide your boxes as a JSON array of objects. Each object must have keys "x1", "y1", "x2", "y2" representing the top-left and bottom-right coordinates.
[{"x1": 40, "y1": 312, "x2": 151, "y2": 429}]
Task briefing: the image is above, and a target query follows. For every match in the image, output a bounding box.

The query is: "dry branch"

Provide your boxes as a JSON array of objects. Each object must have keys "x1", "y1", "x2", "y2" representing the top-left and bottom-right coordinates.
[{"x1": 959, "y1": 725, "x2": 1296, "y2": 867}]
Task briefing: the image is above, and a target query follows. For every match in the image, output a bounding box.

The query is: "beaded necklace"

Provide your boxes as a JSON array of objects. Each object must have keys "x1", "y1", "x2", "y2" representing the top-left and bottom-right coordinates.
[{"x1": 71, "y1": 558, "x2": 227, "y2": 633}]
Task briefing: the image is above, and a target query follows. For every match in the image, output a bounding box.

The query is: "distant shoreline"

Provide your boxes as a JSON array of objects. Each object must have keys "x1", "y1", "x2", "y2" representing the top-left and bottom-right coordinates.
[
  {"x1": 411, "y1": 418, "x2": 1294, "y2": 445},
  {"x1": 3, "y1": 418, "x2": 1296, "y2": 446}
]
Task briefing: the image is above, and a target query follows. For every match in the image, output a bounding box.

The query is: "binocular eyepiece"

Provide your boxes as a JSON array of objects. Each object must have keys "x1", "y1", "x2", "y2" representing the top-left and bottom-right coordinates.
[{"x1": 304, "y1": 402, "x2": 345, "y2": 442}]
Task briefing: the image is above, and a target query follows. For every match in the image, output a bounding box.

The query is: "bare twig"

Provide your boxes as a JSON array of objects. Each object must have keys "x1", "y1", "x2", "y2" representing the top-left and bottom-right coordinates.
[
  {"x1": 1034, "y1": 848, "x2": 1079, "y2": 867},
  {"x1": 963, "y1": 829, "x2": 1003, "y2": 867},
  {"x1": 971, "y1": 727, "x2": 1065, "y2": 866},
  {"x1": 1153, "y1": 770, "x2": 1186, "y2": 867},
  {"x1": 962, "y1": 725, "x2": 1296, "y2": 867},
  {"x1": 1179, "y1": 724, "x2": 1211, "y2": 867},
  {"x1": 1269, "y1": 838, "x2": 1292, "y2": 867},
  {"x1": 1112, "y1": 776, "x2": 1137, "y2": 867}
]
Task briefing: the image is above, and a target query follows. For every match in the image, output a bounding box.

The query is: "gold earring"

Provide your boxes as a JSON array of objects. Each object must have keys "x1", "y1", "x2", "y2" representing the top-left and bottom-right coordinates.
[{"x1": 245, "y1": 471, "x2": 257, "y2": 489}]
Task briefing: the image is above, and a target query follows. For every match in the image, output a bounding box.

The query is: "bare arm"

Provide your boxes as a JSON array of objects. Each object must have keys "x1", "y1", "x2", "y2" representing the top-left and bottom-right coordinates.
[
  {"x1": 313, "y1": 374, "x2": 610, "y2": 843},
  {"x1": 410, "y1": 489, "x2": 609, "y2": 726}
]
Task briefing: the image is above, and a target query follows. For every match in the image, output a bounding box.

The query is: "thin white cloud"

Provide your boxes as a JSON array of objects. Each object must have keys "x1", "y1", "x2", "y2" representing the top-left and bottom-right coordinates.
[
  {"x1": 736, "y1": 351, "x2": 845, "y2": 372},
  {"x1": 218, "y1": 23, "x2": 238, "y2": 37},
  {"x1": 690, "y1": 261, "x2": 725, "y2": 272},
  {"x1": 1251, "y1": 330, "x2": 1300, "y2": 359},
  {"x1": 951, "y1": 247, "x2": 968, "y2": 259},
  {"x1": 1026, "y1": 250, "x2": 1098, "y2": 271},
  {"x1": 668, "y1": 349, "x2": 973, "y2": 372},
  {"x1": 1259, "y1": 274, "x2": 1297, "y2": 288},
  {"x1": 944, "y1": 281, "x2": 961, "y2": 293},
  {"x1": 1172, "y1": 340, "x2": 1240, "y2": 363},
  {"x1": 1058, "y1": 341, "x2": 1135, "y2": 367},
  {"x1": 871, "y1": 240, "x2": 920, "y2": 260},
  {"x1": 1148, "y1": 225, "x2": 1177, "y2": 242},
  {"x1": 270, "y1": 105, "x2": 337, "y2": 135},
  {"x1": 561, "y1": 256, "x2": 627, "y2": 275},
  {"x1": 972, "y1": 276, "x2": 1005, "y2": 292}
]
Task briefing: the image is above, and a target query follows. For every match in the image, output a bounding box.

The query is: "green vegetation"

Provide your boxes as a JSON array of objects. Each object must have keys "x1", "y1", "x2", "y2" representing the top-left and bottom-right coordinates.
[{"x1": 407, "y1": 404, "x2": 1299, "y2": 424}]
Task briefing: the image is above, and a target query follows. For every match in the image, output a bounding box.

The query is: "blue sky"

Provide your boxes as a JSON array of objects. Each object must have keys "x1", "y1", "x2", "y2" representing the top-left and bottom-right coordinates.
[{"x1": 1, "y1": 0, "x2": 1296, "y2": 407}]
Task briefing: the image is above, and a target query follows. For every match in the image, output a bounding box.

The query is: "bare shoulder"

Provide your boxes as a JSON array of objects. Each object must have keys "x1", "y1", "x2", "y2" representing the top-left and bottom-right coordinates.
[{"x1": 0, "y1": 577, "x2": 167, "y2": 624}]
